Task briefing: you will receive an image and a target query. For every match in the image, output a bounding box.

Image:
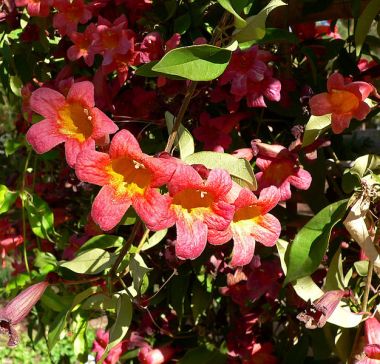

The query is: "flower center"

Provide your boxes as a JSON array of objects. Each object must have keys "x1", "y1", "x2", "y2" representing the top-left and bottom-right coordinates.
[
  {"x1": 328, "y1": 90, "x2": 359, "y2": 114},
  {"x1": 263, "y1": 160, "x2": 296, "y2": 186},
  {"x1": 172, "y1": 189, "x2": 214, "y2": 213},
  {"x1": 107, "y1": 158, "x2": 152, "y2": 197},
  {"x1": 101, "y1": 30, "x2": 120, "y2": 49},
  {"x1": 57, "y1": 102, "x2": 93, "y2": 142},
  {"x1": 233, "y1": 206, "x2": 262, "y2": 223}
]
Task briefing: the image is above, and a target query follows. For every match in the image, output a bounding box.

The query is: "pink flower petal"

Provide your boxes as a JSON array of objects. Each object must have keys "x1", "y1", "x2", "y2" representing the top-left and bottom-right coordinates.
[
  {"x1": 91, "y1": 108, "x2": 119, "y2": 140},
  {"x1": 26, "y1": 118, "x2": 66, "y2": 154},
  {"x1": 175, "y1": 213, "x2": 207, "y2": 260},
  {"x1": 327, "y1": 72, "x2": 344, "y2": 91},
  {"x1": 204, "y1": 200, "x2": 234, "y2": 230},
  {"x1": 207, "y1": 227, "x2": 232, "y2": 245},
  {"x1": 345, "y1": 81, "x2": 373, "y2": 100},
  {"x1": 249, "y1": 213, "x2": 281, "y2": 247},
  {"x1": 109, "y1": 129, "x2": 143, "y2": 160},
  {"x1": 353, "y1": 102, "x2": 371, "y2": 121},
  {"x1": 75, "y1": 149, "x2": 110, "y2": 185},
  {"x1": 257, "y1": 186, "x2": 281, "y2": 213},
  {"x1": 167, "y1": 163, "x2": 203, "y2": 196},
  {"x1": 30, "y1": 87, "x2": 65, "y2": 119},
  {"x1": 205, "y1": 169, "x2": 232, "y2": 198},
  {"x1": 230, "y1": 224, "x2": 256, "y2": 266},
  {"x1": 132, "y1": 189, "x2": 175, "y2": 231},
  {"x1": 65, "y1": 138, "x2": 95, "y2": 167},
  {"x1": 331, "y1": 113, "x2": 352, "y2": 134},
  {"x1": 288, "y1": 168, "x2": 312, "y2": 191},
  {"x1": 309, "y1": 93, "x2": 332, "y2": 116},
  {"x1": 234, "y1": 188, "x2": 258, "y2": 208},
  {"x1": 67, "y1": 81, "x2": 95, "y2": 107},
  {"x1": 91, "y1": 185, "x2": 132, "y2": 231}
]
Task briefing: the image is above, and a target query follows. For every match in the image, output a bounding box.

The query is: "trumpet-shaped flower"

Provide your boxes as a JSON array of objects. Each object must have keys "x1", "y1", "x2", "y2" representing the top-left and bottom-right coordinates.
[
  {"x1": 26, "y1": 81, "x2": 118, "y2": 167},
  {"x1": 309, "y1": 72, "x2": 373, "y2": 134},
  {"x1": 0, "y1": 281, "x2": 48, "y2": 346},
  {"x1": 252, "y1": 141, "x2": 312, "y2": 201},
  {"x1": 165, "y1": 164, "x2": 234, "y2": 260},
  {"x1": 67, "y1": 23, "x2": 97, "y2": 66},
  {"x1": 75, "y1": 129, "x2": 175, "y2": 231},
  {"x1": 15, "y1": 0, "x2": 52, "y2": 17},
  {"x1": 0, "y1": 219, "x2": 23, "y2": 268},
  {"x1": 356, "y1": 317, "x2": 380, "y2": 363},
  {"x1": 208, "y1": 186, "x2": 281, "y2": 266}
]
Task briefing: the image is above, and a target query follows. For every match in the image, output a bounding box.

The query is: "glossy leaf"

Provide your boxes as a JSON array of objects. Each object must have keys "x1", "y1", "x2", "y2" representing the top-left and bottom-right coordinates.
[
  {"x1": 48, "y1": 311, "x2": 66, "y2": 350},
  {"x1": 355, "y1": 0, "x2": 380, "y2": 56},
  {"x1": 216, "y1": 0, "x2": 247, "y2": 28},
  {"x1": 152, "y1": 45, "x2": 232, "y2": 81},
  {"x1": 59, "y1": 248, "x2": 117, "y2": 275},
  {"x1": 129, "y1": 254, "x2": 152, "y2": 294},
  {"x1": 233, "y1": 0, "x2": 287, "y2": 42},
  {"x1": 141, "y1": 229, "x2": 168, "y2": 251},
  {"x1": 285, "y1": 199, "x2": 348, "y2": 284},
  {"x1": 184, "y1": 151, "x2": 257, "y2": 190},
  {"x1": 78, "y1": 235, "x2": 124, "y2": 253},
  {"x1": 99, "y1": 292, "x2": 132, "y2": 363},
  {"x1": 302, "y1": 114, "x2": 331, "y2": 147},
  {"x1": 324, "y1": 249, "x2": 346, "y2": 291},
  {"x1": 0, "y1": 185, "x2": 17, "y2": 214}
]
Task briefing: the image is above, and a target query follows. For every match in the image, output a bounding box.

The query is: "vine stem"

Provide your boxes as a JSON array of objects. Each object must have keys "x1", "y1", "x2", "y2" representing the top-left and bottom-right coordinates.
[{"x1": 349, "y1": 259, "x2": 375, "y2": 363}]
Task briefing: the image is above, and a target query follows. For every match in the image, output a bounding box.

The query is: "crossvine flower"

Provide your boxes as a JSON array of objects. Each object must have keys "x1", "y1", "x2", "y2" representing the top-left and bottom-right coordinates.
[{"x1": 26, "y1": 81, "x2": 118, "y2": 167}]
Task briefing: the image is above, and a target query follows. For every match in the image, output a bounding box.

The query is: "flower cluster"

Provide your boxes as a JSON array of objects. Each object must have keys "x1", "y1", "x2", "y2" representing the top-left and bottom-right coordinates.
[{"x1": 25, "y1": 79, "x2": 317, "y2": 266}]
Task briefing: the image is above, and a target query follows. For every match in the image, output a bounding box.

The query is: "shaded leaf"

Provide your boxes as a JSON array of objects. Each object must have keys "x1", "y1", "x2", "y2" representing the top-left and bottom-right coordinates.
[
  {"x1": 324, "y1": 249, "x2": 346, "y2": 291},
  {"x1": 191, "y1": 279, "x2": 211, "y2": 324},
  {"x1": 141, "y1": 229, "x2": 168, "y2": 251},
  {"x1": 302, "y1": 114, "x2": 331, "y2": 147},
  {"x1": 152, "y1": 45, "x2": 232, "y2": 81},
  {"x1": 285, "y1": 199, "x2": 348, "y2": 284},
  {"x1": 233, "y1": 0, "x2": 287, "y2": 42},
  {"x1": 355, "y1": 0, "x2": 380, "y2": 56},
  {"x1": 129, "y1": 254, "x2": 152, "y2": 294},
  {"x1": 216, "y1": 0, "x2": 247, "y2": 28},
  {"x1": 184, "y1": 151, "x2": 257, "y2": 190},
  {"x1": 78, "y1": 235, "x2": 124, "y2": 253}
]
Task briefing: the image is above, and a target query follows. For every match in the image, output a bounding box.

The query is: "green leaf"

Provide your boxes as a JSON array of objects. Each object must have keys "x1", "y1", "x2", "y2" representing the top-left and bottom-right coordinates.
[
  {"x1": 73, "y1": 313, "x2": 87, "y2": 360},
  {"x1": 354, "y1": 260, "x2": 369, "y2": 276},
  {"x1": 324, "y1": 249, "x2": 346, "y2": 291},
  {"x1": 41, "y1": 287, "x2": 67, "y2": 312},
  {"x1": 82, "y1": 294, "x2": 118, "y2": 311},
  {"x1": 184, "y1": 151, "x2": 257, "y2": 190},
  {"x1": 179, "y1": 346, "x2": 227, "y2": 364},
  {"x1": 165, "y1": 111, "x2": 195, "y2": 160},
  {"x1": 174, "y1": 13, "x2": 191, "y2": 34},
  {"x1": 0, "y1": 185, "x2": 17, "y2": 214},
  {"x1": 191, "y1": 279, "x2": 211, "y2": 324},
  {"x1": 141, "y1": 229, "x2": 168, "y2": 251},
  {"x1": 48, "y1": 312, "x2": 66, "y2": 350},
  {"x1": 355, "y1": 0, "x2": 380, "y2": 57},
  {"x1": 233, "y1": 0, "x2": 287, "y2": 42},
  {"x1": 129, "y1": 254, "x2": 152, "y2": 294},
  {"x1": 217, "y1": 0, "x2": 247, "y2": 28},
  {"x1": 152, "y1": 45, "x2": 232, "y2": 81},
  {"x1": 59, "y1": 248, "x2": 117, "y2": 275},
  {"x1": 169, "y1": 272, "x2": 190, "y2": 320},
  {"x1": 78, "y1": 235, "x2": 124, "y2": 253},
  {"x1": 99, "y1": 292, "x2": 132, "y2": 363},
  {"x1": 23, "y1": 192, "x2": 55, "y2": 240},
  {"x1": 285, "y1": 199, "x2": 348, "y2": 284},
  {"x1": 302, "y1": 114, "x2": 331, "y2": 147},
  {"x1": 9, "y1": 75, "x2": 22, "y2": 96}
]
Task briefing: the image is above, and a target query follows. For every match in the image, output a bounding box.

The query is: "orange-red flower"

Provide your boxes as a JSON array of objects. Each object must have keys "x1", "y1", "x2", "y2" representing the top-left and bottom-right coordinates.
[
  {"x1": 75, "y1": 130, "x2": 175, "y2": 231},
  {"x1": 0, "y1": 219, "x2": 23, "y2": 268},
  {"x1": 309, "y1": 72, "x2": 373, "y2": 134},
  {"x1": 15, "y1": 0, "x2": 52, "y2": 17},
  {"x1": 166, "y1": 164, "x2": 234, "y2": 260},
  {"x1": 208, "y1": 186, "x2": 281, "y2": 266},
  {"x1": 26, "y1": 81, "x2": 118, "y2": 167},
  {"x1": 356, "y1": 317, "x2": 380, "y2": 363}
]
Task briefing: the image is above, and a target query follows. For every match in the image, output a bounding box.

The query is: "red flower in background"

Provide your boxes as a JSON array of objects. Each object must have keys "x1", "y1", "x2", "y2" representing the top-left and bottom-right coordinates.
[
  {"x1": 309, "y1": 72, "x2": 373, "y2": 134},
  {"x1": 15, "y1": 0, "x2": 52, "y2": 17},
  {"x1": 193, "y1": 112, "x2": 251, "y2": 152},
  {"x1": 92, "y1": 329, "x2": 129, "y2": 364},
  {"x1": 53, "y1": 0, "x2": 92, "y2": 36},
  {"x1": 0, "y1": 219, "x2": 23, "y2": 268},
  {"x1": 208, "y1": 186, "x2": 281, "y2": 266},
  {"x1": 166, "y1": 164, "x2": 234, "y2": 260},
  {"x1": 138, "y1": 345, "x2": 175, "y2": 364},
  {"x1": 75, "y1": 129, "x2": 175, "y2": 231},
  {"x1": 219, "y1": 46, "x2": 281, "y2": 108},
  {"x1": 356, "y1": 317, "x2": 380, "y2": 363},
  {"x1": 26, "y1": 81, "x2": 118, "y2": 167},
  {"x1": 67, "y1": 23, "x2": 97, "y2": 66},
  {"x1": 252, "y1": 141, "x2": 312, "y2": 201}
]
